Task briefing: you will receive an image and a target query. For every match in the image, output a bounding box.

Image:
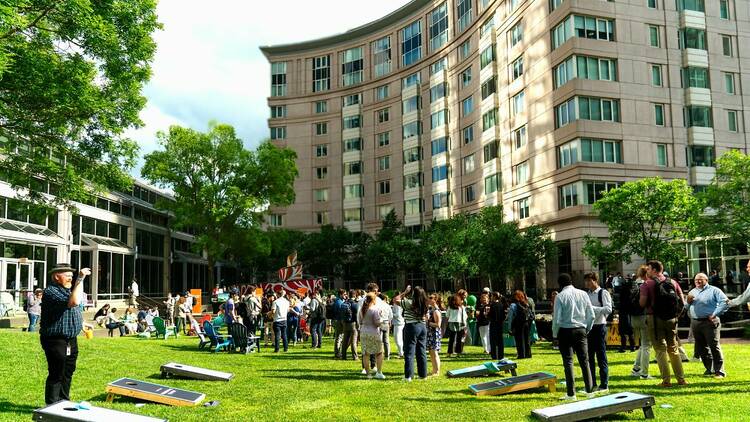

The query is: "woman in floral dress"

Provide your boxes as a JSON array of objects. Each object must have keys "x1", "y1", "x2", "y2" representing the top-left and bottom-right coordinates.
[{"x1": 426, "y1": 293, "x2": 443, "y2": 376}]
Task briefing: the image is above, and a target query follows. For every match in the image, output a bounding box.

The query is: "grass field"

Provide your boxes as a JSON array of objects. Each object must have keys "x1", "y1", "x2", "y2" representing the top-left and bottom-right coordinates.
[{"x1": 1, "y1": 329, "x2": 749, "y2": 421}]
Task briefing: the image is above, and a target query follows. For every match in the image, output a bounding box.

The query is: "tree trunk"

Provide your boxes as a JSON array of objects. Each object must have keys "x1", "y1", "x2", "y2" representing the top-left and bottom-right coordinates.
[{"x1": 208, "y1": 256, "x2": 216, "y2": 289}]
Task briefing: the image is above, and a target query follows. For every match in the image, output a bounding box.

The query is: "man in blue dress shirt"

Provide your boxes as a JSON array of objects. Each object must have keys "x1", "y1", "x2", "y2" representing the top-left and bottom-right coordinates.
[
  {"x1": 687, "y1": 272, "x2": 728, "y2": 378},
  {"x1": 40, "y1": 263, "x2": 91, "y2": 404}
]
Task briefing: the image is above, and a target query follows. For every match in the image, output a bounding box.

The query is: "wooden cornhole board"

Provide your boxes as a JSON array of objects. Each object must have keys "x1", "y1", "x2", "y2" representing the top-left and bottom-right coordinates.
[
  {"x1": 32, "y1": 400, "x2": 167, "y2": 421},
  {"x1": 532, "y1": 391, "x2": 656, "y2": 421},
  {"x1": 447, "y1": 359, "x2": 518, "y2": 378},
  {"x1": 105, "y1": 377, "x2": 205, "y2": 407},
  {"x1": 469, "y1": 372, "x2": 556, "y2": 396},
  {"x1": 160, "y1": 362, "x2": 233, "y2": 381}
]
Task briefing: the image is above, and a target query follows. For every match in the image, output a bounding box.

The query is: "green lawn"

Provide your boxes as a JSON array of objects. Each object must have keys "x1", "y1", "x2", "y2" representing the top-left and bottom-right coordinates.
[{"x1": 1, "y1": 329, "x2": 749, "y2": 421}]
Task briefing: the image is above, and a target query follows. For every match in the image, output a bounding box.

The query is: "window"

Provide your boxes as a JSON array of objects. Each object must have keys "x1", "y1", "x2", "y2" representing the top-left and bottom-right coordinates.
[
  {"x1": 676, "y1": 0, "x2": 705, "y2": 12},
  {"x1": 509, "y1": 0, "x2": 521, "y2": 10},
  {"x1": 484, "y1": 174, "x2": 500, "y2": 195},
  {"x1": 315, "y1": 167, "x2": 328, "y2": 179},
  {"x1": 432, "y1": 165, "x2": 448, "y2": 182},
  {"x1": 315, "y1": 212, "x2": 329, "y2": 225},
  {"x1": 402, "y1": 72, "x2": 421, "y2": 89},
  {"x1": 343, "y1": 184, "x2": 364, "y2": 199},
  {"x1": 728, "y1": 110, "x2": 738, "y2": 132},
  {"x1": 402, "y1": 121, "x2": 422, "y2": 139},
  {"x1": 656, "y1": 144, "x2": 668, "y2": 166},
  {"x1": 514, "y1": 161, "x2": 529, "y2": 185},
  {"x1": 404, "y1": 198, "x2": 423, "y2": 215},
  {"x1": 344, "y1": 161, "x2": 363, "y2": 176},
  {"x1": 379, "y1": 205, "x2": 394, "y2": 219},
  {"x1": 483, "y1": 140, "x2": 498, "y2": 163},
  {"x1": 271, "y1": 62, "x2": 287, "y2": 97},
  {"x1": 377, "y1": 132, "x2": 390, "y2": 147},
  {"x1": 343, "y1": 138, "x2": 362, "y2": 152},
  {"x1": 480, "y1": 44, "x2": 496, "y2": 69},
  {"x1": 462, "y1": 96, "x2": 474, "y2": 116},
  {"x1": 558, "y1": 138, "x2": 622, "y2": 168},
  {"x1": 552, "y1": 15, "x2": 615, "y2": 50},
  {"x1": 376, "y1": 84, "x2": 389, "y2": 100},
  {"x1": 722, "y1": 35, "x2": 732, "y2": 56},
  {"x1": 315, "y1": 101, "x2": 328, "y2": 113},
  {"x1": 270, "y1": 126, "x2": 286, "y2": 140},
  {"x1": 343, "y1": 93, "x2": 362, "y2": 106},
  {"x1": 681, "y1": 67, "x2": 709, "y2": 88},
  {"x1": 458, "y1": 40, "x2": 471, "y2": 61},
  {"x1": 378, "y1": 156, "x2": 391, "y2": 171},
  {"x1": 651, "y1": 64, "x2": 662, "y2": 86},
  {"x1": 376, "y1": 108, "x2": 390, "y2": 123},
  {"x1": 679, "y1": 28, "x2": 707, "y2": 50},
  {"x1": 315, "y1": 122, "x2": 328, "y2": 135},
  {"x1": 462, "y1": 125, "x2": 474, "y2": 144},
  {"x1": 343, "y1": 115, "x2": 361, "y2": 130},
  {"x1": 514, "y1": 125, "x2": 527, "y2": 149},
  {"x1": 432, "y1": 192, "x2": 450, "y2": 209},
  {"x1": 431, "y1": 137, "x2": 448, "y2": 156},
  {"x1": 648, "y1": 25, "x2": 660, "y2": 47},
  {"x1": 517, "y1": 197, "x2": 530, "y2": 219},
  {"x1": 404, "y1": 172, "x2": 423, "y2": 189},
  {"x1": 551, "y1": 0, "x2": 565, "y2": 11},
  {"x1": 480, "y1": 17, "x2": 494, "y2": 38},
  {"x1": 463, "y1": 154, "x2": 475, "y2": 174},
  {"x1": 724, "y1": 73, "x2": 735, "y2": 94},
  {"x1": 314, "y1": 189, "x2": 329, "y2": 202},
  {"x1": 687, "y1": 146, "x2": 714, "y2": 167},
  {"x1": 555, "y1": 96, "x2": 620, "y2": 128},
  {"x1": 344, "y1": 208, "x2": 363, "y2": 222},
  {"x1": 430, "y1": 82, "x2": 447, "y2": 102},
  {"x1": 403, "y1": 146, "x2": 422, "y2": 163},
  {"x1": 481, "y1": 76, "x2": 496, "y2": 99},
  {"x1": 584, "y1": 181, "x2": 620, "y2": 204},
  {"x1": 269, "y1": 214, "x2": 283, "y2": 227},
  {"x1": 565, "y1": 55, "x2": 618, "y2": 82},
  {"x1": 684, "y1": 106, "x2": 712, "y2": 127},
  {"x1": 372, "y1": 36, "x2": 392, "y2": 77},
  {"x1": 648, "y1": 0, "x2": 657, "y2": 8},
  {"x1": 430, "y1": 57, "x2": 447, "y2": 75},
  {"x1": 720, "y1": 0, "x2": 730, "y2": 19},
  {"x1": 654, "y1": 104, "x2": 665, "y2": 126},
  {"x1": 512, "y1": 91, "x2": 525, "y2": 115},
  {"x1": 461, "y1": 67, "x2": 472, "y2": 88},
  {"x1": 464, "y1": 185, "x2": 476, "y2": 203},
  {"x1": 270, "y1": 106, "x2": 286, "y2": 118},
  {"x1": 457, "y1": 0, "x2": 473, "y2": 32},
  {"x1": 429, "y1": 3, "x2": 449, "y2": 51},
  {"x1": 379, "y1": 180, "x2": 391, "y2": 195},
  {"x1": 558, "y1": 183, "x2": 578, "y2": 209},
  {"x1": 554, "y1": 56, "x2": 574, "y2": 88},
  {"x1": 315, "y1": 144, "x2": 328, "y2": 157},
  {"x1": 341, "y1": 47, "x2": 364, "y2": 86},
  {"x1": 482, "y1": 109, "x2": 497, "y2": 131},
  {"x1": 510, "y1": 56, "x2": 524, "y2": 81},
  {"x1": 401, "y1": 20, "x2": 423, "y2": 66},
  {"x1": 312, "y1": 55, "x2": 331, "y2": 92},
  {"x1": 509, "y1": 22, "x2": 523, "y2": 47},
  {"x1": 403, "y1": 95, "x2": 421, "y2": 113}
]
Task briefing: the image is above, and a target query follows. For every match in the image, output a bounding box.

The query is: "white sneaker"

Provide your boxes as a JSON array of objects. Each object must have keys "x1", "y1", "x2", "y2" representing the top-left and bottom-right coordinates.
[
  {"x1": 361, "y1": 369, "x2": 368, "y2": 375},
  {"x1": 640, "y1": 374, "x2": 654, "y2": 380},
  {"x1": 596, "y1": 387, "x2": 609, "y2": 395},
  {"x1": 630, "y1": 370, "x2": 641, "y2": 377},
  {"x1": 403, "y1": 377, "x2": 412, "y2": 382},
  {"x1": 560, "y1": 394, "x2": 577, "y2": 401},
  {"x1": 375, "y1": 372, "x2": 386, "y2": 380}
]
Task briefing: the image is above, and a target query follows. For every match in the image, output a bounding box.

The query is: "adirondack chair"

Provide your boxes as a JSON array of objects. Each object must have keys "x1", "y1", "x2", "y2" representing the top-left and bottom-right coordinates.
[
  {"x1": 191, "y1": 318, "x2": 211, "y2": 350},
  {"x1": 228, "y1": 322, "x2": 260, "y2": 354},
  {"x1": 203, "y1": 320, "x2": 232, "y2": 353},
  {"x1": 153, "y1": 317, "x2": 174, "y2": 340}
]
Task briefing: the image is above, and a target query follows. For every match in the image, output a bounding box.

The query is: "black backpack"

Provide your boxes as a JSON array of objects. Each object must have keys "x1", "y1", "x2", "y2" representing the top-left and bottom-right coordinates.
[
  {"x1": 310, "y1": 299, "x2": 325, "y2": 321},
  {"x1": 654, "y1": 279, "x2": 684, "y2": 320},
  {"x1": 340, "y1": 300, "x2": 354, "y2": 323},
  {"x1": 623, "y1": 280, "x2": 644, "y2": 316},
  {"x1": 512, "y1": 304, "x2": 532, "y2": 329}
]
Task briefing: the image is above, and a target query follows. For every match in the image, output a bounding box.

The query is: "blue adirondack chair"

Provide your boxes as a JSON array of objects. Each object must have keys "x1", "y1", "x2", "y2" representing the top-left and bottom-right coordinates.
[{"x1": 203, "y1": 320, "x2": 232, "y2": 353}]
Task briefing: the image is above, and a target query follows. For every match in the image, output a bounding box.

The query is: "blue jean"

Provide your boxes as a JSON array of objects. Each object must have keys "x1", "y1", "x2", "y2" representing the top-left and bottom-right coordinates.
[
  {"x1": 287, "y1": 319, "x2": 299, "y2": 343},
  {"x1": 403, "y1": 322, "x2": 427, "y2": 379},
  {"x1": 310, "y1": 319, "x2": 325, "y2": 348},
  {"x1": 28, "y1": 313, "x2": 39, "y2": 332},
  {"x1": 273, "y1": 321, "x2": 288, "y2": 352},
  {"x1": 587, "y1": 324, "x2": 609, "y2": 388}
]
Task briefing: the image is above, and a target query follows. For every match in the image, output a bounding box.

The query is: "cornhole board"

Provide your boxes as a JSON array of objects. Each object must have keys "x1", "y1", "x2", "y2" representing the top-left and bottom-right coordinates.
[
  {"x1": 447, "y1": 359, "x2": 518, "y2": 378},
  {"x1": 32, "y1": 400, "x2": 167, "y2": 421},
  {"x1": 105, "y1": 378, "x2": 205, "y2": 407},
  {"x1": 160, "y1": 362, "x2": 233, "y2": 381},
  {"x1": 470, "y1": 372, "x2": 556, "y2": 396},
  {"x1": 532, "y1": 391, "x2": 656, "y2": 421}
]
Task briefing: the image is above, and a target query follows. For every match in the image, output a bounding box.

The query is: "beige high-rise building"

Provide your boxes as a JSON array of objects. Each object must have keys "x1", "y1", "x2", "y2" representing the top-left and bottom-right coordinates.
[{"x1": 261, "y1": 0, "x2": 749, "y2": 282}]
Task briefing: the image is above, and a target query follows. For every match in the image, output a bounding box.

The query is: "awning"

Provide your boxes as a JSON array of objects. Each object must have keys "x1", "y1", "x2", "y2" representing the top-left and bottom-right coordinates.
[
  {"x1": 81, "y1": 234, "x2": 133, "y2": 255},
  {"x1": 173, "y1": 251, "x2": 207, "y2": 264},
  {"x1": 0, "y1": 219, "x2": 66, "y2": 245}
]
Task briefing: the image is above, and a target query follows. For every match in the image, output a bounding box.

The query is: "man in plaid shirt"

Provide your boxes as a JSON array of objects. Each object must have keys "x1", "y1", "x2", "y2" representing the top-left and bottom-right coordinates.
[{"x1": 40, "y1": 264, "x2": 91, "y2": 404}]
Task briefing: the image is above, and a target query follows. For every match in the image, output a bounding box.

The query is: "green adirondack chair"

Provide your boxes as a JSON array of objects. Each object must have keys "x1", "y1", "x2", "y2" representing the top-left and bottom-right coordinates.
[{"x1": 153, "y1": 317, "x2": 174, "y2": 340}]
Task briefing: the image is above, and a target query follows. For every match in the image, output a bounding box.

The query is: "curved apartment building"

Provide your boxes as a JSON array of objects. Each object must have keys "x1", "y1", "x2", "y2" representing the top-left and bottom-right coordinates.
[{"x1": 261, "y1": 0, "x2": 749, "y2": 280}]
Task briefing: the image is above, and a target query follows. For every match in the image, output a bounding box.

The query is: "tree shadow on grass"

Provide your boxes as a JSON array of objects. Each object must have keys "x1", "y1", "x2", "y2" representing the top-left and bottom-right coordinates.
[
  {"x1": 0, "y1": 401, "x2": 38, "y2": 414},
  {"x1": 261, "y1": 368, "x2": 354, "y2": 374},
  {"x1": 262, "y1": 373, "x2": 363, "y2": 382}
]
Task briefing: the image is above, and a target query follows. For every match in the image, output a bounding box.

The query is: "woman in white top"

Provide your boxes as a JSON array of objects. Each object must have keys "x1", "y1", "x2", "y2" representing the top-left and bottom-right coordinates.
[
  {"x1": 391, "y1": 298, "x2": 405, "y2": 358},
  {"x1": 360, "y1": 293, "x2": 386, "y2": 379},
  {"x1": 446, "y1": 290, "x2": 468, "y2": 357}
]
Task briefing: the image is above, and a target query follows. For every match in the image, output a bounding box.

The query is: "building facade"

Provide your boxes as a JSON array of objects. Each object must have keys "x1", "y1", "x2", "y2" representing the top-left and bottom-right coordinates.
[
  {"x1": 261, "y1": 0, "x2": 750, "y2": 285},
  {"x1": 0, "y1": 178, "x2": 232, "y2": 307}
]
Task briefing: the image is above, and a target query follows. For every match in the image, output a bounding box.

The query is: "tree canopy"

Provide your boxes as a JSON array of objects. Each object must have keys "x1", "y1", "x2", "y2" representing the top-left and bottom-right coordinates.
[
  {"x1": 0, "y1": 0, "x2": 161, "y2": 206},
  {"x1": 700, "y1": 150, "x2": 750, "y2": 243}
]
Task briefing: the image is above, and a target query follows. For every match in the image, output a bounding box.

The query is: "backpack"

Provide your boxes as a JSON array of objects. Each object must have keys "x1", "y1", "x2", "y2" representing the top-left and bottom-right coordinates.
[
  {"x1": 340, "y1": 300, "x2": 354, "y2": 323},
  {"x1": 624, "y1": 280, "x2": 644, "y2": 316},
  {"x1": 654, "y1": 279, "x2": 684, "y2": 320},
  {"x1": 325, "y1": 300, "x2": 334, "y2": 320},
  {"x1": 310, "y1": 299, "x2": 325, "y2": 321},
  {"x1": 512, "y1": 304, "x2": 533, "y2": 329}
]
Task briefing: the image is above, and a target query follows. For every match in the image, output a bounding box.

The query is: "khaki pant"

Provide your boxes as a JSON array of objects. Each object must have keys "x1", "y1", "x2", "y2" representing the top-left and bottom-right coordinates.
[{"x1": 647, "y1": 315, "x2": 685, "y2": 383}]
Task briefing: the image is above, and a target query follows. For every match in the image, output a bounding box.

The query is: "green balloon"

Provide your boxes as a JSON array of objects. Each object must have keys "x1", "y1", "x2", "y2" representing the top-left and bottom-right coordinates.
[{"x1": 466, "y1": 295, "x2": 477, "y2": 307}]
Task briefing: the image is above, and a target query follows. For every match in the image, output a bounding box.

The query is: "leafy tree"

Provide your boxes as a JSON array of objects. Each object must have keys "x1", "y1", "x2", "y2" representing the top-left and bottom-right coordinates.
[
  {"x1": 700, "y1": 150, "x2": 750, "y2": 243},
  {"x1": 421, "y1": 213, "x2": 478, "y2": 290},
  {"x1": 583, "y1": 178, "x2": 701, "y2": 268},
  {"x1": 0, "y1": 1, "x2": 160, "y2": 206},
  {"x1": 298, "y1": 225, "x2": 356, "y2": 282},
  {"x1": 363, "y1": 211, "x2": 422, "y2": 285},
  {"x1": 141, "y1": 123, "x2": 298, "y2": 287}
]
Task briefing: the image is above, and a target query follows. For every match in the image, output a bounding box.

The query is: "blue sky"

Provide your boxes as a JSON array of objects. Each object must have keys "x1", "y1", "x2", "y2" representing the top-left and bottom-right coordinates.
[{"x1": 126, "y1": 0, "x2": 410, "y2": 176}]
